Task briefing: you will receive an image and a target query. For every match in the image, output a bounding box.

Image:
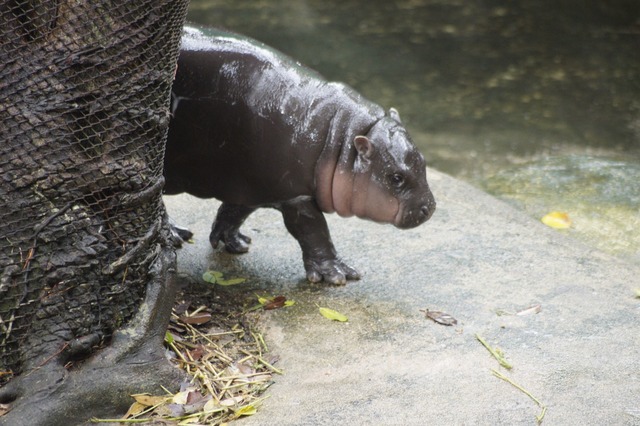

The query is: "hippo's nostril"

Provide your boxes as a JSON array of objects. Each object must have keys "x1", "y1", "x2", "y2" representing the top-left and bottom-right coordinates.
[{"x1": 420, "y1": 204, "x2": 434, "y2": 221}]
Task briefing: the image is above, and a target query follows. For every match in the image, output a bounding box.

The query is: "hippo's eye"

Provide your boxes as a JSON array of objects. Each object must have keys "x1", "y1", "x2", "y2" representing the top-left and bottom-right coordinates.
[{"x1": 389, "y1": 173, "x2": 405, "y2": 188}]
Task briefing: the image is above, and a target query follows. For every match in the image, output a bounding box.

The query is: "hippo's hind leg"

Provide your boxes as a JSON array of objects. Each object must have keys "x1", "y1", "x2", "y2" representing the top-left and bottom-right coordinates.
[
  {"x1": 210, "y1": 203, "x2": 255, "y2": 254},
  {"x1": 280, "y1": 200, "x2": 360, "y2": 285}
]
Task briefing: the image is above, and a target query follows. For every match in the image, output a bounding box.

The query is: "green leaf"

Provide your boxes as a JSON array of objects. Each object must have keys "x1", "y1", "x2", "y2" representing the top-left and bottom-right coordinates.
[
  {"x1": 202, "y1": 270, "x2": 223, "y2": 283},
  {"x1": 164, "y1": 331, "x2": 174, "y2": 344},
  {"x1": 319, "y1": 307, "x2": 348, "y2": 322},
  {"x1": 284, "y1": 300, "x2": 296, "y2": 307},
  {"x1": 216, "y1": 277, "x2": 246, "y2": 286}
]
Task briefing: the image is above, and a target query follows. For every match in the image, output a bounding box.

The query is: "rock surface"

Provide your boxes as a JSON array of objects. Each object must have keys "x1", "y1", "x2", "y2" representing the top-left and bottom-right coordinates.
[{"x1": 164, "y1": 168, "x2": 640, "y2": 425}]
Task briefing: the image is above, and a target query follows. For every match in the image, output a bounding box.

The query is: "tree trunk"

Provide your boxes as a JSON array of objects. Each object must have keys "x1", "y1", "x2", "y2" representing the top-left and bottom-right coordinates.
[{"x1": 0, "y1": 1, "x2": 188, "y2": 423}]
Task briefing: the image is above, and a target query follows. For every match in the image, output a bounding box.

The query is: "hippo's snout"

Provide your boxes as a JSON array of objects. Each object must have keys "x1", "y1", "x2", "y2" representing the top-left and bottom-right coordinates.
[{"x1": 395, "y1": 195, "x2": 436, "y2": 229}]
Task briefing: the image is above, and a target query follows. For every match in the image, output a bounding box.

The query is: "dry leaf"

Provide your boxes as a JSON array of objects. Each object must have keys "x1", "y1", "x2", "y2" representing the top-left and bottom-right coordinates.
[
  {"x1": 133, "y1": 394, "x2": 168, "y2": 407},
  {"x1": 516, "y1": 304, "x2": 542, "y2": 316},
  {"x1": 172, "y1": 389, "x2": 193, "y2": 405},
  {"x1": 541, "y1": 211, "x2": 571, "y2": 229},
  {"x1": 180, "y1": 312, "x2": 212, "y2": 325},
  {"x1": 122, "y1": 401, "x2": 147, "y2": 419},
  {"x1": 318, "y1": 307, "x2": 348, "y2": 322},
  {"x1": 234, "y1": 404, "x2": 257, "y2": 417},
  {"x1": 263, "y1": 296, "x2": 287, "y2": 310},
  {"x1": 257, "y1": 295, "x2": 295, "y2": 310},
  {"x1": 421, "y1": 309, "x2": 458, "y2": 326},
  {"x1": 188, "y1": 345, "x2": 206, "y2": 361},
  {"x1": 220, "y1": 396, "x2": 246, "y2": 407}
]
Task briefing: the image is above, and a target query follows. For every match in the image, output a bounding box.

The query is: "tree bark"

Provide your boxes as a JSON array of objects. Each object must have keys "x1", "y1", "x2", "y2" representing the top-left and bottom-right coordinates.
[{"x1": 0, "y1": 1, "x2": 189, "y2": 423}]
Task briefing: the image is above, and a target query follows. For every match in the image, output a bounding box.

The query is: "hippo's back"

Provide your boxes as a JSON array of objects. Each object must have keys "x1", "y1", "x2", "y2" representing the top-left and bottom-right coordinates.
[{"x1": 165, "y1": 26, "x2": 384, "y2": 206}]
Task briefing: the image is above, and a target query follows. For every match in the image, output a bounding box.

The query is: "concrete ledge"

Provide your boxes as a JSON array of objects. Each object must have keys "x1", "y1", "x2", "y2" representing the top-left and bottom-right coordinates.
[{"x1": 164, "y1": 168, "x2": 640, "y2": 425}]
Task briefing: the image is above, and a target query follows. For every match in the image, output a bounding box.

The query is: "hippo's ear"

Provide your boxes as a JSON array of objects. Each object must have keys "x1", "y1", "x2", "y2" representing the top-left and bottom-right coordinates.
[
  {"x1": 354, "y1": 136, "x2": 373, "y2": 160},
  {"x1": 388, "y1": 107, "x2": 402, "y2": 123}
]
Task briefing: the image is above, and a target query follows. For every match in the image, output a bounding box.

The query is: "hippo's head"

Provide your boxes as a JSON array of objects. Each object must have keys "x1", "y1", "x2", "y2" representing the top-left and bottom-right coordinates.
[{"x1": 331, "y1": 108, "x2": 436, "y2": 228}]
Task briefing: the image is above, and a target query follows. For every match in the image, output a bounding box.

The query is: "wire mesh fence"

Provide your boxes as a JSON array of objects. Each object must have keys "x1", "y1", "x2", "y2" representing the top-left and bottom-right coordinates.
[{"x1": 0, "y1": 0, "x2": 188, "y2": 385}]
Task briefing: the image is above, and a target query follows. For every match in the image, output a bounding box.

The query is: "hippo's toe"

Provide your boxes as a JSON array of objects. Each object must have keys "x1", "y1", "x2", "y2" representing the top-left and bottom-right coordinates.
[
  {"x1": 210, "y1": 228, "x2": 252, "y2": 254},
  {"x1": 304, "y1": 258, "x2": 361, "y2": 285}
]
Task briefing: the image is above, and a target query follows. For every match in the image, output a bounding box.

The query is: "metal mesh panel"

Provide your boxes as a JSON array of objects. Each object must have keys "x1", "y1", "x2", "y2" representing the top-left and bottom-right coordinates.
[{"x1": 0, "y1": 0, "x2": 188, "y2": 384}]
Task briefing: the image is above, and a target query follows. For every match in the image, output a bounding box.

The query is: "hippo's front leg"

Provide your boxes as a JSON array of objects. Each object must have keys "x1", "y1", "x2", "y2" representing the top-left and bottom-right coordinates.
[
  {"x1": 280, "y1": 199, "x2": 360, "y2": 285},
  {"x1": 210, "y1": 203, "x2": 256, "y2": 253}
]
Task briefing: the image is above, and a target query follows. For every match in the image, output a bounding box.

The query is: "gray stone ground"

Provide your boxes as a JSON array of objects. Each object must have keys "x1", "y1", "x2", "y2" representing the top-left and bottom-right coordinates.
[{"x1": 163, "y1": 168, "x2": 640, "y2": 425}]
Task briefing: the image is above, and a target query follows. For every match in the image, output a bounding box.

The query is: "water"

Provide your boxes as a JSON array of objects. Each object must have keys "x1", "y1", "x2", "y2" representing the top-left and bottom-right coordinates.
[{"x1": 186, "y1": 0, "x2": 640, "y2": 261}]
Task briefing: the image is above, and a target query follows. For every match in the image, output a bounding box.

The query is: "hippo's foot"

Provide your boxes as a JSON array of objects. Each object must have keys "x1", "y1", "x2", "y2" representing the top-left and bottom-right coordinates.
[
  {"x1": 209, "y1": 203, "x2": 256, "y2": 254},
  {"x1": 210, "y1": 226, "x2": 252, "y2": 254},
  {"x1": 304, "y1": 257, "x2": 361, "y2": 285}
]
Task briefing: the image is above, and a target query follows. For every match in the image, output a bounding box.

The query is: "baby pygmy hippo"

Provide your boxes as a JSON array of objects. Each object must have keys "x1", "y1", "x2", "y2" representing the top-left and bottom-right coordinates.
[{"x1": 164, "y1": 26, "x2": 436, "y2": 284}]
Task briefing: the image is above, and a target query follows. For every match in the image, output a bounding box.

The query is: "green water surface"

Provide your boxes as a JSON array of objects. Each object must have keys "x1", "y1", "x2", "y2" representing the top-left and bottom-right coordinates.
[{"x1": 186, "y1": 0, "x2": 640, "y2": 261}]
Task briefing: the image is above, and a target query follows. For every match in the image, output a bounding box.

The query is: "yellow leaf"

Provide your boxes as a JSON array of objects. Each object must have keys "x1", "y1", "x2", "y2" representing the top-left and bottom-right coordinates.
[
  {"x1": 319, "y1": 307, "x2": 348, "y2": 322},
  {"x1": 234, "y1": 404, "x2": 257, "y2": 417},
  {"x1": 132, "y1": 394, "x2": 168, "y2": 407},
  {"x1": 172, "y1": 390, "x2": 190, "y2": 405},
  {"x1": 634, "y1": 289, "x2": 640, "y2": 299},
  {"x1": 284, "y1": 300, "x2": 296, "y2": 307},
  {"x1": 541, "y1": 211, "x2": 571, "y2": 229},
  {"x1": 203, "y1": 398, "x2": 219, "y2": 412},
  {"x1": 122, "y1": 401, "x2": 146, "y2": 419}
]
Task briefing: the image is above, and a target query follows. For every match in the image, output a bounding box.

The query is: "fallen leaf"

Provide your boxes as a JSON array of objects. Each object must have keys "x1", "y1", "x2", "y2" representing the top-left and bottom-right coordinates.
[
  {"x1": 166, "y1": 403, "x2": 186, "y2": 417},
  {"x1": 635, "y1": 289, "x2": 640, "y2": 299},
  {"x1": 164, "y1": 331, "x2": 174, "y2": 344},
  {"x1": 516, "y1": 304, "x2": 542, "y2": 316},
  {"x1": 172, "y1": 389, "x2": 192, "y2": 405},
  {"x1": 133, "y1": 394, "x2": 168, "y2": 407},
  {"x1": 216, "y1": 277, "x2": 246, "y2": 286},
  {"x1": 318, "y1": 307, "x2": 348, "y2": 322},
  {"x1": 220, "y1": 396, "x2": 246, "y2": 407},
  {"x1": 123, "y1": 401, "x2": 147, "y2": 418},
  {"x1": 202, "y1": 270, "x2": 223, "y2": 284},
  {"x1": 203, "y1": 398, "x2": 219, "y2": 412},
  {"x1": 234, "y1": 404, "x2": 257, "y2": 417},
  {"x1": 263, "y1": 296, "x2": 287, "y2": 310},
  {"x1": 257, "y1": 295, "x2": 295, "y2": 310},
  {"x1": 183, "y1": 392, "x2": 210, "y2": 414},
  {"x1": 188, "y1": 345, "x2": 206, "y2": 361},
  {"x1": 179, "y1": 312, "x2": 212, "y2": 325},
  {"x1": 541, "y1": 211, "x2": 571, "y2": 229},
  {"x1": 421, "y1": 309, "x2": 458, "y2": 326}
]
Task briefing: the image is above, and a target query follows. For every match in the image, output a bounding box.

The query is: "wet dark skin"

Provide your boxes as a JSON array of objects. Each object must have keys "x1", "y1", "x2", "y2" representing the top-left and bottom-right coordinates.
[{"x1": 164, "y1": 27, "x2": 436, "y2": 284}]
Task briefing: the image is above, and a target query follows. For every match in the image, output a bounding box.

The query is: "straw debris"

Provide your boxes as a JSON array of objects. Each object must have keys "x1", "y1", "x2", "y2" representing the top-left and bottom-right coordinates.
[{"x1": 93, "y1": 296, "x2": 278, "y2": 425}]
